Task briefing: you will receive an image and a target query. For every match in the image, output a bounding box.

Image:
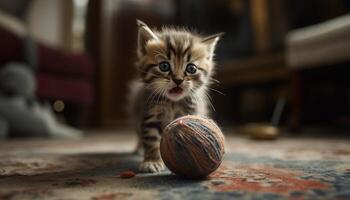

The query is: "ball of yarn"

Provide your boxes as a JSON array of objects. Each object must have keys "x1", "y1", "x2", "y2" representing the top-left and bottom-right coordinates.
[{"x1": 160, "y1": 115, "x2": 225, "y2": 179}]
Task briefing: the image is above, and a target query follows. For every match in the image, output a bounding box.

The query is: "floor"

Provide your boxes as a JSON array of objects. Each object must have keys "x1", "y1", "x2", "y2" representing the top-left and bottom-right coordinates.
[{"x1": 0, "y1": 130, "x2": 349, "y2": 200}]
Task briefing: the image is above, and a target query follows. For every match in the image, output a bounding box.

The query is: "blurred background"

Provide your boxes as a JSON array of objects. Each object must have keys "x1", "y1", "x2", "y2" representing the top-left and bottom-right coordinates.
[{"x1": 0, "y1": 0, "x2": 350, "y2": 138}]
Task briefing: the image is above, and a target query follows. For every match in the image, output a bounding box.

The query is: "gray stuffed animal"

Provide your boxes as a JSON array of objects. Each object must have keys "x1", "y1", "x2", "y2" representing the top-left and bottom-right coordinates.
[{"x1": 0, "y1": 62, "x2": 82, "y2": 139}]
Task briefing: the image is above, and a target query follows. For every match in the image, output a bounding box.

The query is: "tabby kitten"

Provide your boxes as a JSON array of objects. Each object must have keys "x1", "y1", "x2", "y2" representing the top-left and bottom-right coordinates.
[{"x1": 130, "y1": 20, "x2": 222, "y2": 173}]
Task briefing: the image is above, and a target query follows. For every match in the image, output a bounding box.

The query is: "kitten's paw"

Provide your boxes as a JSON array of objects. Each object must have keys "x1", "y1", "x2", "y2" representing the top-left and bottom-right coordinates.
[{"x1": 139, "y1": 160, "x2": 165, "y2": 173}]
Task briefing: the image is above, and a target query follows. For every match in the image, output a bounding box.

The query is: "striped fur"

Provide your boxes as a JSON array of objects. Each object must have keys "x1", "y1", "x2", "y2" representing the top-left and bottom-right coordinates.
[{"x1": 130, "y1": 20, "x2": 221, "y2": 173}]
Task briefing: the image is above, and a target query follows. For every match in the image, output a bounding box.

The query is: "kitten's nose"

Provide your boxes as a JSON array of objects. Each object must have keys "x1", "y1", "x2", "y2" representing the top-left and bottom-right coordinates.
[{"x1": 173, "y1": 78, "x2": 184, "y2": 86}]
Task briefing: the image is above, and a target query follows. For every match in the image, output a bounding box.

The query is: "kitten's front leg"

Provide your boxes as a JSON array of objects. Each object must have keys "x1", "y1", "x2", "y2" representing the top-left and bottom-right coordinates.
[{"x1": 139, "y1": 120, "x2": 165, "y2": 173}]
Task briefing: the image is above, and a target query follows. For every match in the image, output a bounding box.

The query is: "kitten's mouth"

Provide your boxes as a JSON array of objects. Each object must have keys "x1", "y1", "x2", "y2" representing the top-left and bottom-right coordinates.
[{"x1": 169, "y1": 86, "x2": 183, "y2": 95}]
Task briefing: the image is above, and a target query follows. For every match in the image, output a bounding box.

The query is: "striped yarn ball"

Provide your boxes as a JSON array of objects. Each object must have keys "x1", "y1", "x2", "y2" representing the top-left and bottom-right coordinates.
[{"x1": 160, "y1": 115, "x2": 225, "y2": 179}]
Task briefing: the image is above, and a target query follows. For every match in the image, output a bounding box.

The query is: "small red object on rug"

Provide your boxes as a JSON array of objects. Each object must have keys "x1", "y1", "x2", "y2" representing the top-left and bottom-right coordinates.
[{"x1": 119, "y1": 170, "x2": 136, "y2": 179}]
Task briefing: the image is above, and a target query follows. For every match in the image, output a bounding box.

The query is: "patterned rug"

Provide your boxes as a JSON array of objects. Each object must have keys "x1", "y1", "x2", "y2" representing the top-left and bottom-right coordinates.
[{"x1": 0, "y1": 131, "x2": 349, "y2": 200}]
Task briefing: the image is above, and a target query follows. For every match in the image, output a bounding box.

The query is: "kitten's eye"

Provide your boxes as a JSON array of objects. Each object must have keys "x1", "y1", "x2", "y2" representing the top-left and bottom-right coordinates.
[
  {"x1": 159, "y1": 61, "x2": 171, "y2": 72},
  {"x1": 186, "y1": 63, "x2": 197, "y2": 74}
]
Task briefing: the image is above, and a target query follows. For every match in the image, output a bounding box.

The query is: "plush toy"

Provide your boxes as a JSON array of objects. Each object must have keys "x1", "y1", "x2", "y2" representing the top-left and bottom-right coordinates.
[
  {"x1": 0, "y1": 62, "x2": 82, "y2": 139},
  {"x1": 160, "y1": 115, "x2": 225, "y2": 179}
]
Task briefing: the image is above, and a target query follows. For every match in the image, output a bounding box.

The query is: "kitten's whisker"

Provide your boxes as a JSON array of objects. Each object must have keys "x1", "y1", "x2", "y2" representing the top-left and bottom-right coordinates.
[
  {"x1": 209, "y1": 77, "x2": 221, "y2": 84},
  {"x1": 206, "y1": 94, "x2": 216, "y2": 112},
  {"x1": 146, "y1": 84, "x2": 164, "y2": 104},
  {"x1": 155, "y1": 88, "x2": 162, "y2": 104},
  {"x1": 146, "y1": 87, "x2": 160, "y2": 103},
  {"x1": 160, "y1": 88, "x2": 168, "y2": 103},
  {"x1": 208, "y1": 87, "x2": 225, "y2": 96},
  {"x1": 208, "y1": 78, "x2": 221, "y2": 87},
  {"x1": 151, "y1": 87, "x2": 162, "y2": 102},
  {"x1": 144, "y1": 80, "x2": 169, "y2": 104}
]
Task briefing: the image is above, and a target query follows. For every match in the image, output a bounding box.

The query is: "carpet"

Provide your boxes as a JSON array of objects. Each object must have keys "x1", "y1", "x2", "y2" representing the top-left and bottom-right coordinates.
[{"x1": 0, "y1": 131, "x2": 349, "y2": 200}]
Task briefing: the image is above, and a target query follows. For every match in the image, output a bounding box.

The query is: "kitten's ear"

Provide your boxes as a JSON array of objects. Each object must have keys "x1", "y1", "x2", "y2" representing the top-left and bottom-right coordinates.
[
  {"x1": 202, "y1": 32, "x2": 224, "y2": 60},
  {"x1": 137, "y1": 19, "x2": 158, "y2": 57}
]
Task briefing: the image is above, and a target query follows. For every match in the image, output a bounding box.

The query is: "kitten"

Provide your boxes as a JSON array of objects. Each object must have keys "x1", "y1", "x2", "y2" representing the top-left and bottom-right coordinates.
[{"x1": 130, "y1": 20, "x2": 222, "y2": 173}]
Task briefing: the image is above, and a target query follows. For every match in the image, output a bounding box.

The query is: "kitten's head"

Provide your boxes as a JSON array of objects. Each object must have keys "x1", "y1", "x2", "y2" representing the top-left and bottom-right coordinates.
[{"x1": 136, "y1": 20, "x2": 222, "y2": 102}]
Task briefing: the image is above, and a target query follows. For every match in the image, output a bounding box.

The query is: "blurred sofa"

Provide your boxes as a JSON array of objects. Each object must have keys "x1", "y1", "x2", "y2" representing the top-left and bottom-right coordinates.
[
  {"x1": 286, "y1": 13, "x2": 350, "y2": 129},
  {"x1": 287, "y1": 13, "x2": 350, "y2": 69}
]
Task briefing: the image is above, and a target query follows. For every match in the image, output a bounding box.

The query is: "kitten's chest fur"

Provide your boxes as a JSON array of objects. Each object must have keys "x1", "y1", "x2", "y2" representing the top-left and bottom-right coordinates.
[
  {"x1": 155, "y1": 100, "x2": 194, "y2": 125},
  {"x1": 131, "y1": 81, "x2": 208, "y2": 129}
]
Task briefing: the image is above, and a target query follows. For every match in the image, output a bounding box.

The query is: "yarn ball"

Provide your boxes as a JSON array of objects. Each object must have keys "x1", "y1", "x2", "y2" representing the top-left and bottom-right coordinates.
[{"x1": 160, "y1": 115, "x2": 225, "y2": 179}]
